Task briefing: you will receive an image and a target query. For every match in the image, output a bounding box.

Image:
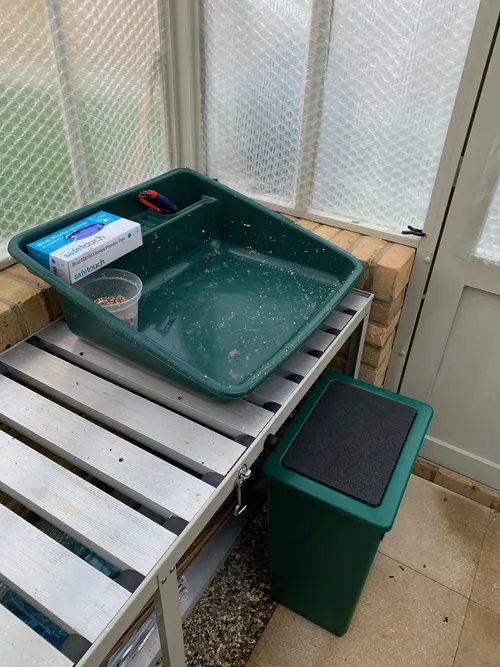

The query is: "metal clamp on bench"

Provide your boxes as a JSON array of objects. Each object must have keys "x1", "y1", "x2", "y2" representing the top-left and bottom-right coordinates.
[{"x1": 234, "y1": 465, "x2": 252, "y2": 516}]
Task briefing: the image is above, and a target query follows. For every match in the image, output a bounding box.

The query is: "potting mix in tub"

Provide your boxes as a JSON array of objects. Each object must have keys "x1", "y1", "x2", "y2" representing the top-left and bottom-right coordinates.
[{"x1": 27, "y1": 211, "x2": 142, "y2": 284}]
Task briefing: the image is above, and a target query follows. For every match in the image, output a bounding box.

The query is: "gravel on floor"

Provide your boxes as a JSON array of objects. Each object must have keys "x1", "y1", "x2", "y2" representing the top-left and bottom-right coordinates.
[{"x1": 157, "y1": 509, "x2": 275, "y2": 667}]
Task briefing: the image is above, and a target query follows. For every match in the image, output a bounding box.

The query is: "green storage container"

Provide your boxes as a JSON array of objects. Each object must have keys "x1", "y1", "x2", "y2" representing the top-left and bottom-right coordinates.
[
  {"x1": 9, "y1": 169, "x2": 362, "y2": 400},
  {"x1": 265, "y1": 372, "x2": 433, "y2": 636}
]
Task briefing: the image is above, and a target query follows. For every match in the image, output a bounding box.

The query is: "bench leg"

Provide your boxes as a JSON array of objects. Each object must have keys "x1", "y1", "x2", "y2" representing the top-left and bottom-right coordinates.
[
  {"x1": 155, "y1": 566, "x2": 186, "y2": 667},
  {"x1": 346, "y1": 304, "x2": 370, "y2": 378}
]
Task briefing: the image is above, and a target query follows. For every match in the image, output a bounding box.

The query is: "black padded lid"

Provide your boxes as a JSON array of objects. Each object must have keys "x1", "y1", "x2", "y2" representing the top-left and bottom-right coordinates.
[{"x1": 282, "y1": 381, "x2": 416, "y2": 507}]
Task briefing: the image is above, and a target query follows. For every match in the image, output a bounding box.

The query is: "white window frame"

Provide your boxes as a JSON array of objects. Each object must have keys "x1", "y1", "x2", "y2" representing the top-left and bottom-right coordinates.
[{"x1": 161, "y1": 0, "x2": 203, "y2": 170}]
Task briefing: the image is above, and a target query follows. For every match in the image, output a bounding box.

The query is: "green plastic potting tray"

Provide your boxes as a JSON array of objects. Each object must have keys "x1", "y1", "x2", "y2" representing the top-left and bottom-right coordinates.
[{"x1": 9, "y1": 169, "x2": 362, "y2": 399}]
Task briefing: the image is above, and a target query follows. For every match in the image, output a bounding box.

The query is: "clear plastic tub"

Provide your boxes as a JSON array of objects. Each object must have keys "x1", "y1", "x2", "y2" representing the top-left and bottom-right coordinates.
[{"x1": 76, "y1": 269, "x2": 143, "y2": 328}]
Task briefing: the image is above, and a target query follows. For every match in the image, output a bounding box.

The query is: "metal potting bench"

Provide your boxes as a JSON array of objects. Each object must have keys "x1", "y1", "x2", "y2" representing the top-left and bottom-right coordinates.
[{"x1": 0, "y1": 289, "x2": 372, "y2": 667}]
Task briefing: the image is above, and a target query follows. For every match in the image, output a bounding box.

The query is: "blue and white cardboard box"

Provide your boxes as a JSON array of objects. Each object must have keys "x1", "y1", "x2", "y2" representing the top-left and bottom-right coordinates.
[{"x1": 27, "y1": 211, "x2": 142, "y2": 284}]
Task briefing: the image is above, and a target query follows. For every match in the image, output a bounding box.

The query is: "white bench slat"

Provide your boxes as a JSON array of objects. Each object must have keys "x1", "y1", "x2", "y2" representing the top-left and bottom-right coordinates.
[
  {"x1": 3, "y1": 344, "x2": 244, "y2": 476},
  {"x1": 300, "y1": 329, "x2": 335, "y2": 353},
  {"x1": 339, "y1": 292, "x2": 369, "y2": 312},
  {"x1": 0, "y1": 604, "x2": 72, "y2": 667},
  {"x1": 277, "y1": 350, "x2": 316, "y2": 379},
  {"x1": 323, "y1": 310, "x2": 352, "y2": 331},
  {"x1": 0, "y1": 431, "x2": 174, "y2": 576},
  {"x1": 246, "y1": 375, "x2": 296, "y2": 408},
  {"x1": 0, "y1": 504, "x2": 130, "y2": 643},
  {"x1": 37, "y1": 322, "x2": 272, "y2": 439},
  {"x1": 0, "y1": 376, "x2": 212, "y2": 521}
]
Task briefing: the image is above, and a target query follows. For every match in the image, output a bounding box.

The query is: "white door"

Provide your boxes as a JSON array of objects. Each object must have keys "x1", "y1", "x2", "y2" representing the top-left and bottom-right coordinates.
[{"x1": 401, "y1": 29, "x2": 500, "y2": 491}]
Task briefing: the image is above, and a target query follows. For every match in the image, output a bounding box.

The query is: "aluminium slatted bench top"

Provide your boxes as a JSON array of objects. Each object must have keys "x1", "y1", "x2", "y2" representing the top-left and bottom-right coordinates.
[{"x1": 0, "y1": 289, "x2": 371, "y2": 666}]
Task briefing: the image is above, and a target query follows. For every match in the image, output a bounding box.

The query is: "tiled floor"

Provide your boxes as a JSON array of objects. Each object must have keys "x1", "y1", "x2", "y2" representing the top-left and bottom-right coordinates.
[{"x1": 247, "y1": 475, "x2": 500, "y2": 667}]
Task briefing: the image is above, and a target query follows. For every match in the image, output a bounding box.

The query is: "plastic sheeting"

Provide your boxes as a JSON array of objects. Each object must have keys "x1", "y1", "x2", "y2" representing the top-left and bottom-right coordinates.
[
  {"x1": 0, "y1": 0, "x2": 170, "y2": 261},
  {"x1": 201, "y1": 0, "x2": 480, "y2": 234},
  {"x1": 312, "y1": 0, "x2": 480, "y2": 233},
  {"x1": 201, "y1": 0, "x2": 313, "y2": 205}
]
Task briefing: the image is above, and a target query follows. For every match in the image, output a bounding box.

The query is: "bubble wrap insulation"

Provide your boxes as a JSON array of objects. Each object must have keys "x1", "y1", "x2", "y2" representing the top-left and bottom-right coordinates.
[
  {"x1": 0, "y1": 0, "x2": 170, "y2": 260},
  {"x1": 312, "y1": 0, "x2": 480, "y2": 233},
  {"x1": 1, "y1": 0, "x2": 484, "y2": 256},
  {"x1": 201, "y1": 0, "x2": 479, "y2": 234},
  {"x1": 201, "y1": 0, "x2": 313, "y2": 205}
]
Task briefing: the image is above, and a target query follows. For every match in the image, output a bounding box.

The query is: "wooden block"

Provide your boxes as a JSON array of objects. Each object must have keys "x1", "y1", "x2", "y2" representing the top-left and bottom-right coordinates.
[
  {"x1": 297, "y1": 219, "x2": 319, "y2": 231},
  {"x1": 365, "y1": 311, "x2": 401, "y2": 348},
  {"x1": 0, "y1": 300, "x2": 23, "y2": 352},
  {"x1": 5, "y1": 264, "x2": 50, "y2": 291},
  {"x1": 351, "y1": 236, "x2": 388, "y2": 267},
  {"x1": 313, "y1": 224, "x2": 340, "y2": 240},
  {"x1": 359, "y1": 352, "x2": 391, "y2": 386},
  {"x1": 434, "y1": 468, "x2": 500, "y2": 512},
  {"x1": 285, "y1": 215, "x2": 318, "y2": 231},
  {"x1": 412, "y1": 457, "x2": 439, "y2": 482},
  {"x1": 330, "y1": 230, "x2": 361, "y2": 251},
  {"x1": 362, "y1": 331, "x2": 395, "y2": 368},
  {"x1": 370, "y1": 291, "x2": 405, "y2": 326},
  {"x1": 0, "y1": 274, "x2": 49, "y2": 335},
  {"x1": 350, "y1": 236, "x2": 388, "y2": 292},
  {"x1": 5, "y1": 264, "x2": 62, "y2": 320},
  {"x1": 371, "y1": 244, "x2": 415, "y2": 301}
]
